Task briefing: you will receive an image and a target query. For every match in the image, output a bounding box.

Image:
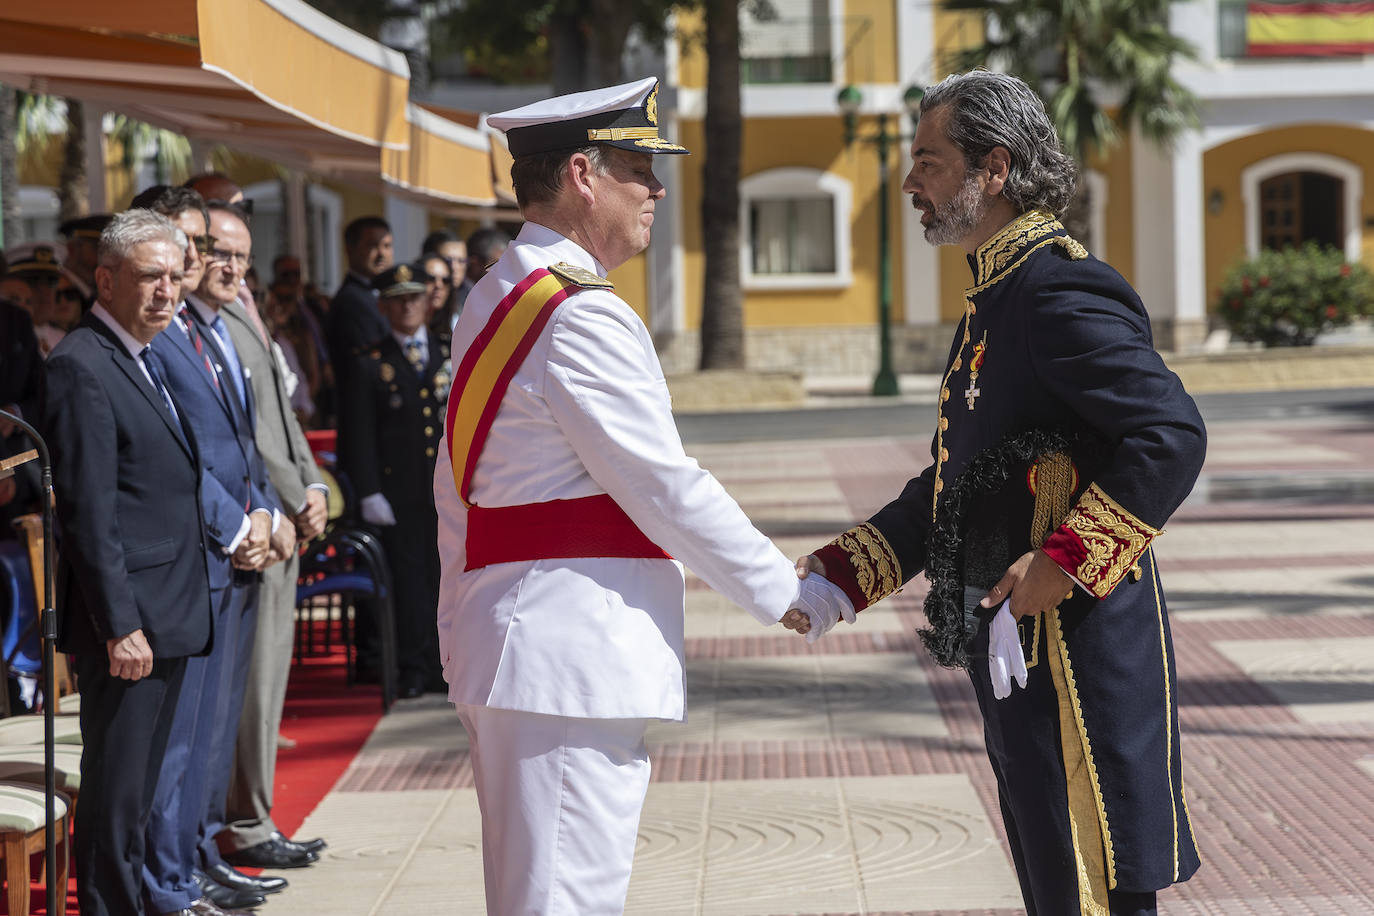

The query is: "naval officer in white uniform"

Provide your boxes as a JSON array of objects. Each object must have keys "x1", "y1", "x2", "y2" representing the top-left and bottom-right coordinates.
[{"x1": 434, "y1": 78, "x2": 850, "y2": 914}]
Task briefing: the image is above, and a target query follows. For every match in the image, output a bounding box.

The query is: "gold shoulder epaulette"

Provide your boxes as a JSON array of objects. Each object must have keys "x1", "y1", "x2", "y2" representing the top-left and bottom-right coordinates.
[
  {"x1": 1052, "y1": 236, "x2": 1089, "y2": 260},
  {"x1": 548, "y1": 262, "x2": 614, "y2": 290}
]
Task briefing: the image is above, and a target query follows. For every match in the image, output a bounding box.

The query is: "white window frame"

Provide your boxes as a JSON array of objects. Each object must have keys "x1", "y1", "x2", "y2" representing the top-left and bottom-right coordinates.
[
  {"x1": 740, "y1": 167, "x2": 852, "y2": 291},
  {"x1": 1240, "y1": 152, "x2": 1362, "y2": 261}
]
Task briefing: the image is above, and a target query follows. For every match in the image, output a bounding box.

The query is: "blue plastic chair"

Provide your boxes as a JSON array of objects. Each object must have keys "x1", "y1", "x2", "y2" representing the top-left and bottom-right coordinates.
[
  {"x1": 0, "y1": 542, "x2": 42, "y2": 718},
  {"x1": 295, "y1": 527, "x2": 397, "y2": 712}
]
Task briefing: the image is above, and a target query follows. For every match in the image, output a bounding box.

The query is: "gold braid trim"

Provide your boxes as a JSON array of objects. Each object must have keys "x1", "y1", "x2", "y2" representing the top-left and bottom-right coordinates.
[
  {"x1": 1028, "y1": 451, "x2": 1077, "y2": 548},
  {"x1": 1061, "y1": 483, "x2": 1161, "y2": 598},
  {"x1": 827, "y1": 523, "x2": 901, "y2": 607},
  {"x1": 974, "y1": 210, "x2": 1061, "y2": 283},
  {"x1": 1047, "y1": 606, "x2": 1115, "y2": 909}
]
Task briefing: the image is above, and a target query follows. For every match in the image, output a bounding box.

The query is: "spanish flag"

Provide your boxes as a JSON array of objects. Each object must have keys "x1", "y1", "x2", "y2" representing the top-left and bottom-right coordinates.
[{"x1": 1247, "y1": 1, "x2": 1374, "y2": 56}]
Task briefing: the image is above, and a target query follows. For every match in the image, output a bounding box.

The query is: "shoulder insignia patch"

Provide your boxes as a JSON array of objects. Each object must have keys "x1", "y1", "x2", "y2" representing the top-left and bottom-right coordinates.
[
  {"x1": 1052, "y1": 236, "x2": 1089, "y2": 260},
  {"x1": 548, "y1": 262, "x2": 614, "y2": 290}
]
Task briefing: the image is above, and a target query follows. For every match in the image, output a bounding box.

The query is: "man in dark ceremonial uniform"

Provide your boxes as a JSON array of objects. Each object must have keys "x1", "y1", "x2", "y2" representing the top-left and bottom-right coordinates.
[
  {"x1": 338, "y1": 263, "x2": 450, "y2": 698},
  {"x1": 794, "y1": 71, "x2": 1206, "y2": 916}
]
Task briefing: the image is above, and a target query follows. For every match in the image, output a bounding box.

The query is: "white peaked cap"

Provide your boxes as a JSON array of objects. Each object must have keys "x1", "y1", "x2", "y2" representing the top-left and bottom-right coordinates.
[{"x1": 487, "y1": 77, "x2": 688, "y2": 157}]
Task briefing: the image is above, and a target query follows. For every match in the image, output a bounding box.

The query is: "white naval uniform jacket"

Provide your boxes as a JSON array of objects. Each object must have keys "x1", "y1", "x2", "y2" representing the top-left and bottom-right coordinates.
[{"x1": 434, "y1": 222, "x2": 799, "y2": 722}]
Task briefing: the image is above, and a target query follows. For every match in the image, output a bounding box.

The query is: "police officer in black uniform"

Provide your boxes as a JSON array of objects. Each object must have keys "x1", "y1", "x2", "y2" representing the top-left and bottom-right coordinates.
[{"x1": 338, "y1": 263, "x2": 451, "y2": 698}]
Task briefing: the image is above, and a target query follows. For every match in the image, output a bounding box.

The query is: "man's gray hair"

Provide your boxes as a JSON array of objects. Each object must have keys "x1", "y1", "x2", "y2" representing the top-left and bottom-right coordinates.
[
  {"x1": 98, "y1": 209, "x2": 185, "y2": 268},
  {"x1": 920, "y1": 70, "x2": 1078, "y2": 218}
]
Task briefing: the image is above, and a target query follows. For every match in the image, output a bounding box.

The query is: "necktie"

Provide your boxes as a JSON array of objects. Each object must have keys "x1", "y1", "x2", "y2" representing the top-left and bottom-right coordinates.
[
  {"x1": 404, "y1": 338, "x2": 426, "y2": 374},
  {"x1": 179, "y1": 305, "x2": 220, "y2": 392},
  {"x1": 210, "y1": 314, "x2": 248, "y2": 411},
  {"x1": 141, "y1": 347, "x2": 177, "y2": 418}
]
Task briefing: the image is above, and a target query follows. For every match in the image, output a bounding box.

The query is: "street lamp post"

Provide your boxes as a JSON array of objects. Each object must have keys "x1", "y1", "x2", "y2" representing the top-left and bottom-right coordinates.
[{"x1": 838, "y1": 84, "x2": 924, "y2": 397}]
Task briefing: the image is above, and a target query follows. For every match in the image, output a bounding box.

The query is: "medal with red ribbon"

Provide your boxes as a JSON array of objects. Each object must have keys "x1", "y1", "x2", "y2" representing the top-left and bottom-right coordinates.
[{"x1": 965, "y1": 331, "x2": 987, "y2": 410}]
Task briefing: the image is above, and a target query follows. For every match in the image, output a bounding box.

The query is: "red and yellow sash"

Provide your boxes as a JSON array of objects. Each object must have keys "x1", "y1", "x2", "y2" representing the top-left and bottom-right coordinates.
[
  {"x1": 445, "y1": 268, "x2": 572, "y2": 506},
  {"x1": 444, "y1": 267, "x2": 670, "y2": 570}
]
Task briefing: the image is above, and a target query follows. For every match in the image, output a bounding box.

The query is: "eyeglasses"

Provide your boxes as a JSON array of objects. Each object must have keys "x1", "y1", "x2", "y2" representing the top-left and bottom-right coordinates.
[
  {"x1": 57, "y1": 288, "x2": 85, "y2": 303},
  {"x1": 208, "y1": 247, "x2": 253, "y2": 269},
  {"x1": 191, "y1": 233, "x2": 218, "y2": 256},
  {"x1": 425, "y1": 274, "x2": 452, "y2": 287}
]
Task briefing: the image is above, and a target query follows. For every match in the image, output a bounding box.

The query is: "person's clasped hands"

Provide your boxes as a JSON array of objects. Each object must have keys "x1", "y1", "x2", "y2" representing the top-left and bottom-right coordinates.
[{"x1": 778, "y1": 554, "x2": 855, "y2": 643}]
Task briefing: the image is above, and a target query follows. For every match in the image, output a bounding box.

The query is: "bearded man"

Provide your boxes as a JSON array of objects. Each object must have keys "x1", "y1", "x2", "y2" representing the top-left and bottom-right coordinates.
[{"x1": 797, "y1": 70, "x2": 1206, "y2": 916}]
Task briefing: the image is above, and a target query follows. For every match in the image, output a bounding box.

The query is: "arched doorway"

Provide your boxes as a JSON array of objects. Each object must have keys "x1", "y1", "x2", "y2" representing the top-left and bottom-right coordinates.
[{"x1": 1257, "y1": 171, "x2": 1344, "y2": 251}]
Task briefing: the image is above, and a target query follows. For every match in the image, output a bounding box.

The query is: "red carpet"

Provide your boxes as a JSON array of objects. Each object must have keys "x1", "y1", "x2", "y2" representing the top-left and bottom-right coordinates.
[{"x1": 8, "y1": 636, "x2": 382, "y2": 914}]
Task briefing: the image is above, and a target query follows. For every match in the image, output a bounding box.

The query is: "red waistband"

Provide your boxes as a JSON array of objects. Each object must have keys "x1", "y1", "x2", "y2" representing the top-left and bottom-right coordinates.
[{"x1": 465, "y1": 493, "x2": 671, "y2": 571}]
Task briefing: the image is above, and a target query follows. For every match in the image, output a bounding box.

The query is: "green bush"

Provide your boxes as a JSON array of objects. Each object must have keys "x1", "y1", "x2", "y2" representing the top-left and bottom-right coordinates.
[{"x1": 1213, "y1": 243, "x2": 1374, "y2": 347}]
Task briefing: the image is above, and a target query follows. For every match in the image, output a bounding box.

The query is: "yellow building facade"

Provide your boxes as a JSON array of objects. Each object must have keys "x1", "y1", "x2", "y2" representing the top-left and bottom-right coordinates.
[{"x1": 650, "y1": 0, "x2": 1374, "y2": 375}]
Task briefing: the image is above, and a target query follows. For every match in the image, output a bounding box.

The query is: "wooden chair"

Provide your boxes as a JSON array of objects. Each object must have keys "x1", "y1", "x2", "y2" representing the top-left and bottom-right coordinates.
[
  {"x1": 0, "y1": 782, "x2": 69, "y2": 916},
  {"x1": 10, "y1": 516, "x2": 75, "y2": 709}
]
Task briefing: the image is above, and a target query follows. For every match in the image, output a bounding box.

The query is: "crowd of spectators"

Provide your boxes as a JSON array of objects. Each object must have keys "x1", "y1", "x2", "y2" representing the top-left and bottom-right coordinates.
[{"x1": 0, "y1": 175, "x2": 510, "y2": 914}]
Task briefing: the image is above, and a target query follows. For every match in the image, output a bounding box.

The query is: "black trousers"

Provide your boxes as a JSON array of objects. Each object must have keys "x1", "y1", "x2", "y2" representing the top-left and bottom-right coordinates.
[
  {"x1": 74, "y1": 651, "x2": 187, "y2": 916},
  {"x1": 376, "y1": 498, "x2": 440, "y2": 680}
]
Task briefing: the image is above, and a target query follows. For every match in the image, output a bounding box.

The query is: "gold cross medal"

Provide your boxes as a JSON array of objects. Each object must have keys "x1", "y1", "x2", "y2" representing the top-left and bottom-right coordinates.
[{"x1": 965, "y1": 331, "x2": 987, "y2": 410}]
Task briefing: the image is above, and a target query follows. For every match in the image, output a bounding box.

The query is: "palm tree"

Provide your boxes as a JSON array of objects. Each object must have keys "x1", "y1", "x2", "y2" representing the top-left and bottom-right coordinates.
[
  {"x1": 697, "y1": 0, "x2": 744, "y2": 369},
  {"x1": 0, "y1": 86, "x2": 19, "y2": 245},
  {"x1": 940, "y1": 0, "x2": 1200, "y2": 240}
]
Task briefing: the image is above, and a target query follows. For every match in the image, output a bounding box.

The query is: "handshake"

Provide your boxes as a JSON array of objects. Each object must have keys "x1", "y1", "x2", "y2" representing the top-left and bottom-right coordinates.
[
  {"x1": 777, "y1": 555, "x2": 1031, "y2": 702},
  {"x1": 777, "y1": 556, "x2": 855, "y2": 644}
]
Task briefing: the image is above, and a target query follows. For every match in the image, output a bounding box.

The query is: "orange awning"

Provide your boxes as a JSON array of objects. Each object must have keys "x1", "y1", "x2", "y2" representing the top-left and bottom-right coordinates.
[{"x1": 0, "y1": 0, "x2": 499, "y2": 208}]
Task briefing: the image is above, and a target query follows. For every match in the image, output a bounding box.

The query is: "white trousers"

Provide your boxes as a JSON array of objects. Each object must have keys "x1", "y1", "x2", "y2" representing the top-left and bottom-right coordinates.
[{"x1": 457, "y1": 705, "x2": 652, "y2": 916}]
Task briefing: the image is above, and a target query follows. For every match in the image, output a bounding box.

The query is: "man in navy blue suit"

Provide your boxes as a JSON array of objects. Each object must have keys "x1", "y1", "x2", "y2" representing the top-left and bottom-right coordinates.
[
  {"x1": 43, "y1": 209, "x2": 214, "y2": 916},
  {"x1": 145, "y1": 189, "x2": 288, "y2": 916}
]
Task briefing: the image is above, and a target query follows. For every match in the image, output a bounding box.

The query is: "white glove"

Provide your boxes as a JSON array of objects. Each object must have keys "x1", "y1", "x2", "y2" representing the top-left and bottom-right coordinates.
[
  {"x1": 360, "y1": 492, "x2": 397, "y2": 527},
  {"x1": 988, "y1": 598, "x2": 1028, "y2": 700},
  {"x1": 791, "y1": 573, "x2": 856, "y2": 644}
]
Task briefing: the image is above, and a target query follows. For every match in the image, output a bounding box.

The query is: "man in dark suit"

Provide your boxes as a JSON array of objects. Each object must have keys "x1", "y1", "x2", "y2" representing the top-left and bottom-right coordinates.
[
  {"x1": 339, "y1": 263, "x2": 449, "y2": 698},
  {"x1": 146, "y1": 193, "x2": 288, "y2": 916},
  {"x1": 43, "y1": 209, "x2": 214, "y2": 916},
  {"x1": 325, "y1": 215, "x2": 392, "y2": 387}
]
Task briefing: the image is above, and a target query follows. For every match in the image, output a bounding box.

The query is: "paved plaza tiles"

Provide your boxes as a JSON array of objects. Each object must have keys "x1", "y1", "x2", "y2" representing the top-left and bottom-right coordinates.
[{"x1": 276, "y1": 392, "x2": 1374, "y2": 915}]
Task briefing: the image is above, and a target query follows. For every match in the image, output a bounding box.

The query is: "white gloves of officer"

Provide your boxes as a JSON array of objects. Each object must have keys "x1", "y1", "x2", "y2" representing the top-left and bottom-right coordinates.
[
  {"x1": 791, "y1": 573, "x2": 856, "y2": 644},
  {"x1": 360, "y1": 493, "x2": 397, "y2": 527},
  {"x1": 988, "y1": 598, "x2": 1028, "y2": 700}
]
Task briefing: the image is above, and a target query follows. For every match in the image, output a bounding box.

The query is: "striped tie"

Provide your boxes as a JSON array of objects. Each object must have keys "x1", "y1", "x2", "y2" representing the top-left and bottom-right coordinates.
[{"x1": 179, "y1": 305, "x2": 220, "y2": 391}]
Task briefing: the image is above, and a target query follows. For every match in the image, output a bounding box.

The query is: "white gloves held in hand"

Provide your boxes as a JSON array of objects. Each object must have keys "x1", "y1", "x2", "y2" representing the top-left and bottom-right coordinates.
[
  {"x1": 360, "y1": 492, "x2": 397, "y2": 527},
  {"x1": 791, "y1": 573, "x2": 856, "y2": 644},
  {"x1": 988, "y1": 598, "x2": 1028, "y2": 700}
]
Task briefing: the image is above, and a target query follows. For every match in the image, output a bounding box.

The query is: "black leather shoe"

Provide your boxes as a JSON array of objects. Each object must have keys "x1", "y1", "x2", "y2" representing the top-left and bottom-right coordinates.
[
  {"x1": 399, "y1": 669, "x2": 423, "y2": 699},
  {"x1": 194, "y1": 874, "x2": 264, "y2": 911},
  {"x1": 189, "y1": 897, "x2": 254, "y2": 916},
  {"x1": 222, "y1": 834, "x2": 319, "y2": 869},
  {"x1": 271, "y1": 831, "x2": 326, "y2": 854},
  {"x1": 206, "y1": 861, "x2": 287, "y2": 895}
]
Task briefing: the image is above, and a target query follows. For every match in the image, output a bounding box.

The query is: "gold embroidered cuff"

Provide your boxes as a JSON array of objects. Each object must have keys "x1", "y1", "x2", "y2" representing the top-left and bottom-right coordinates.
[
  {"x1": 813, "y1": 522, "x2": 902, "y2": 611},
  {"x1": 1044, "y1": 483, "x2": 1160, "y2": 599}
]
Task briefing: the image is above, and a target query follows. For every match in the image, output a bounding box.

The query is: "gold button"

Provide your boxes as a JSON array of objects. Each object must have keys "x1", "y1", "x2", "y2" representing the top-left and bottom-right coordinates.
[
  {"x1": 969, "y1": 303, "x2": 977, "y2": 315},
  {"x1": 419, "y1": 388, "x2": 430, "y2": 398},
  {"x1": 939, "y1": 416, "x2": 948, "y2": 431},
  {"x1": 940, "y1": 387, "x2": 950, "y2": 402},
  {"x1": 423, "y1": 406, "x2": 432, "y2": 417},
  {"x1": 390, "y1": 384, "x2": 398, "y2": 392},
  {"x1": 426, "y1": 447, "x2": 436, "y2": 458},
  {"x1": 383, "y1": 467, "x2": 392, "y2": 475},
  {"x1": 940, "y1": 447, "x2": 949, "y2": 461},
  {"x1": 934, "y1": 478, "x2": 944, "y2": 494},
  {"x1": 424, "y1": 426, "x2": 434, "y2": 437},
  {"x1": 952, "y1": 357, "x2": 962, "y2": 371}
]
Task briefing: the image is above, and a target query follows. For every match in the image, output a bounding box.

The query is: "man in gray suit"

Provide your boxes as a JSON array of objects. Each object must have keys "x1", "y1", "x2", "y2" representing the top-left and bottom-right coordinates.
[{"x1": 207, "y1": 203, "x2": 331, "y2": 876}]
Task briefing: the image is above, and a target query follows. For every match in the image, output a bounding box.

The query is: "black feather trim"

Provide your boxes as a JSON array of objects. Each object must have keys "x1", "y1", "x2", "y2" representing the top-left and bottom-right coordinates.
[{"x1": 919, "y1": 427, "x2": 1085, "y2": 669}]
